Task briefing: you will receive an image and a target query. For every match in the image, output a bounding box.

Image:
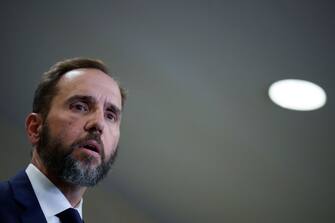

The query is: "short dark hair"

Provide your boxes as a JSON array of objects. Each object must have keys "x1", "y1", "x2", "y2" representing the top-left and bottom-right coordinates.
[{"x1": 32, "y1": 58, "x2": 127, "y2": 119}]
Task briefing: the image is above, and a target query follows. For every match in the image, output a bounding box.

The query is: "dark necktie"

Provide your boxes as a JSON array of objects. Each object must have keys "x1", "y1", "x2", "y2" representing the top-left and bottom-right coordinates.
[{"x1": 56, "y1": 208, "x2": 83, "y2": 223}]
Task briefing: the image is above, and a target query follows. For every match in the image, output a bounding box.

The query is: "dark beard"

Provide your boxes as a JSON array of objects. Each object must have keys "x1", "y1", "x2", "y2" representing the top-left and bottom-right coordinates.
[{"x1": 37, "y1": 121, "x2": 118, "y2": 187}]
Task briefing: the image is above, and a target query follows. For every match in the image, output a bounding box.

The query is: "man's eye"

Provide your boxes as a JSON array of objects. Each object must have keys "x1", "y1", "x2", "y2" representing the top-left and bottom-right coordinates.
[
  {"x1": 70, "y1": 102, "x2": 89, "y2": 112},
  {"x1": 106, "y1": 113, "x2": 116, "y2": 121}
]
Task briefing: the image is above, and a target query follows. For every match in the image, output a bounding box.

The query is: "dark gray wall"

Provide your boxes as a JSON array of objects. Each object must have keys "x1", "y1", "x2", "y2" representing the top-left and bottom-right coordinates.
[{"x1": 1, "y1": 1, "x2": 334, "y2": 222}]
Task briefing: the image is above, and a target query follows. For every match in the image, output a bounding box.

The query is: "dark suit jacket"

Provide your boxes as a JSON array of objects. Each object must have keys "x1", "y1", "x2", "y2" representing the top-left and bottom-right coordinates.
[{"x1": 0, "y1": 170, "x2": 47, "y2": 223}]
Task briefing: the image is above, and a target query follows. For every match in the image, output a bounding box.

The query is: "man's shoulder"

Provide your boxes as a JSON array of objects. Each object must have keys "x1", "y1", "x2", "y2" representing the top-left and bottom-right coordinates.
[
  {"x1": 0, "y1": 177, "x2": 22, "y2": 222},
  {"x1": 0, "y1": 179, "x2": 10, "y2": 189},
  {"x1": 0, "y1": 170, "x2": 28, "y2": 197},
  {"x1": 0, "y1": 170, "x2": 29, "y2": 205},
  {"x1": 0, "y1": 178, "x2": 13, "y2": 200},
  {"x1": 0, "y1": 170, "x2": 47, "y2": 223}
]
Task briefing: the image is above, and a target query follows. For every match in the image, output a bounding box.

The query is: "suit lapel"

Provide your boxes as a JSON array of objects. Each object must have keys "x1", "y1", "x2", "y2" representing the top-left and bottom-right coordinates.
[{"x1": 9, "y1": 170, "x2": 47, "y2": 223}]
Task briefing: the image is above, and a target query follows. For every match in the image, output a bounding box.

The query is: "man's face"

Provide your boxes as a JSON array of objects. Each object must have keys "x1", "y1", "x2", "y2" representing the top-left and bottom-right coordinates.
[{"x1": 37, "y1": 68, "x2": 122, "y2": 186}]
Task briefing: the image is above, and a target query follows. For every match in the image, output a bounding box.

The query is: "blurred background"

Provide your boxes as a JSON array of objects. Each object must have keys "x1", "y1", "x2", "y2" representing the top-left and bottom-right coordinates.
[{"x1": 0, "y1": 0, "x2": 334, "y2": 222}]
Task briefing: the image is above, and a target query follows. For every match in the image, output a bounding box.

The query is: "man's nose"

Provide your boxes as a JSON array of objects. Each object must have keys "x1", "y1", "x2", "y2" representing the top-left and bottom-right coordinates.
[{"x1": 84, "y1": 109, "x2": 105, "y2": 135}]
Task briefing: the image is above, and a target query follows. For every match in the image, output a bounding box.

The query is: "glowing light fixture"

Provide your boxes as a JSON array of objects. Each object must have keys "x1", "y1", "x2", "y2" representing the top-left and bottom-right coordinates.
[{"x1": 268, "y1": 79, "x2": 327, "y2": 111}]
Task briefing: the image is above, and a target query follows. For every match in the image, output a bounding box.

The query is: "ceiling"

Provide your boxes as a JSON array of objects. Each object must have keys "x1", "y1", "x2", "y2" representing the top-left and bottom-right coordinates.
[{"x1": 0, "y1": 0, "x2": 334, "y2": 222}]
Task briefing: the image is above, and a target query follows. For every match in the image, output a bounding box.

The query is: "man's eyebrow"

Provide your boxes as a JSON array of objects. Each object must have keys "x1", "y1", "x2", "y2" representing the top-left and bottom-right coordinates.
[
  {"x1": 67, "y1": 95, "x2": 122, "y2": 114},
  {"x1": 67, "y1": 95, "x2": 96, "y2": 104}
]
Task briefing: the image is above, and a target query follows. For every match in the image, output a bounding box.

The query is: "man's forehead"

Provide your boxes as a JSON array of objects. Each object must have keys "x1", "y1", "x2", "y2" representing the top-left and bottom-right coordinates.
[{"x1": 57, "y1": 68, "x2": 122, "y2": 108}]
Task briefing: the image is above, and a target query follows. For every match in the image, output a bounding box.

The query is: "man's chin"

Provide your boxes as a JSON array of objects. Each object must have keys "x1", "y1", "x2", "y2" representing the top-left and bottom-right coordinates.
[{"x1": 76, "y1": 156, "x2": 102, "y2": 169}]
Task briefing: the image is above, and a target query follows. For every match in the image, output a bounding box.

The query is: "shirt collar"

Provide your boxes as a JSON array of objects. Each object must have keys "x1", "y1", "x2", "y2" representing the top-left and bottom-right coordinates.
[{"x1": 25, "y1": 163, "x2": 83, "y2": 219}]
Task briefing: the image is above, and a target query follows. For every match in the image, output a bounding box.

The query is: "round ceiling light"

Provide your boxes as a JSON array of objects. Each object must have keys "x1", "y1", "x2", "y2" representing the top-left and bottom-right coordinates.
[{"x1": 268, "y1": 79, "x2": 327, "y2": 111}]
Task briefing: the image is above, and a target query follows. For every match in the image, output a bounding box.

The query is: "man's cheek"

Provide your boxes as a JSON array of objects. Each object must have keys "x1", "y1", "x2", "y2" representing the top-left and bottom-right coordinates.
[{"x1": 61, "y1": 123, "x2": 81, "y2": 141}]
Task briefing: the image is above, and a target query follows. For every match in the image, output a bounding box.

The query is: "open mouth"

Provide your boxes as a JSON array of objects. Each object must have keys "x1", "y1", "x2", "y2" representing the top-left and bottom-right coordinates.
[
  {"x1": 80, "y1": 141, "x2": 101, "y2": 154},
  {"x1": 83, "y1": 144, "x2": 98, "y2": 153}
]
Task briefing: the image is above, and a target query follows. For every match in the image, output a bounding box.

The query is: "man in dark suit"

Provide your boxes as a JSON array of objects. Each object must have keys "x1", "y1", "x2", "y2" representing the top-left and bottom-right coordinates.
[{"x1": 0, "y1": 58, "x2": 126, "y2": 223}]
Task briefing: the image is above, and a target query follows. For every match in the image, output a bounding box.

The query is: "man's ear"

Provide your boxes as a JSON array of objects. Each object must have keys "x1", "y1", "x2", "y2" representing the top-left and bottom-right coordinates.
[{"x1": 25, "y1": 113, "x2": 43, "y2": 145}]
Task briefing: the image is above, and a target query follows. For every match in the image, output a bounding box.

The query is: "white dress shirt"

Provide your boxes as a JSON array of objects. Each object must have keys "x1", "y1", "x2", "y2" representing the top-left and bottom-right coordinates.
[{"x1": 25, "y1": 164, "x2": 83, "y2": 223}]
